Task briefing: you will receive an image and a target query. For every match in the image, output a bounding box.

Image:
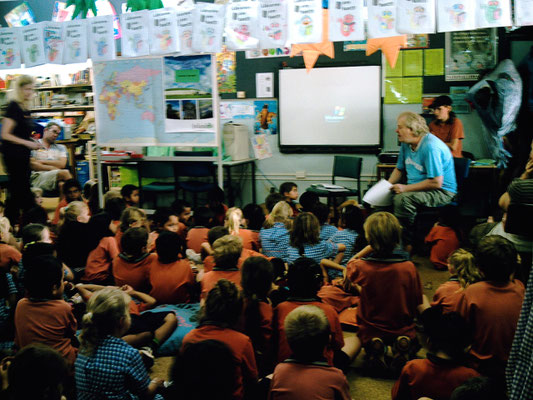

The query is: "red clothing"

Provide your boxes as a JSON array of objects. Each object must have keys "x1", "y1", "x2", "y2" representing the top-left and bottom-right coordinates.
[
  {"x1": 83, "y1": 237, "x2": 120, "y2": 283},
  {"x1": 347, "y1": 257, "x2": 423, "y2": 344},
  {"x1": 149, "y1": 258, "x2": 195, "y2": 304},
  {"x1": 177, "y1": 222, "x2": 187, "y2": 241},
  {"x1": 115, "y1": 229, "x2": 123, "y2": 252},
  {"x1": 318, "y1": 284, "x2": 359, "y2": 313},
  {"x1": 274, "y1": 300, "x2": 344, "y2": 365},
  {"x1": 201, "y1": 268, "x2": 241, "y2": 300},
  {"x1": 112, "y1": 253, "x2": 156, "y2": 293},
  {"x1": 186, "y1": 227, "x2": 209, "y2": 254},
  {"x1": 424, "y1": 225, "x2": 460, "y2": 270},
  {"x1": 52, "y1": 198, "x2": 68, "y2": 225},
  {"x1": 0, "y1": 243, "x2": 21, "y2": 271},
  {"x1": 392, "y1": 356, "x2": 480, "y2": 400},
  {"x1": 238, "y1": 300, "x2": 273, "y2": 365},
  {"x1": 431, "y1": 278, "x2": 462, "y2": 313},
  {"x1": 454, "y1": 280, "x2": 525, "y2": 363},
  {"x1": 236, "y1": 229, "x2": 260, "y2": 251},
  {"x1": 203, "y1": 248, "x2": 269, "y2": 273},
  {"x1": 182, "y1": 325, "x2": 258, "y2": 400},
  {"x1": 14, "y1": 298, "x2": 78, "y2": 365},
  {"x1": 269, "y1": 361, "x2": 351, "y2": 400},
  {"x1": 429, "y1": 117, "x2": 465, "y2": 158}
]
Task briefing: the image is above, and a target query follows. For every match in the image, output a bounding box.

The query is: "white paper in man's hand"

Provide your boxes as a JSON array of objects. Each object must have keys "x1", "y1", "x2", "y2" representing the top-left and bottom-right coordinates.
[{"x1": 363, "y1": 179, "x2": 393, "y2": 206}]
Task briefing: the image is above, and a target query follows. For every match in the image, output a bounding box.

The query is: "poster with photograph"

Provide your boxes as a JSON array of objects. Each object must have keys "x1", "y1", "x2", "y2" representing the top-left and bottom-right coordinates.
[
  {"x1": 287, "y1": 0, "x2": 323, "y2": 44},
  {"x1": 259, "y1": 0, "x2": 288, "y2": 49},
  {"x1": 328, "y1": 0, "x2": 365, "y2": 42},
  {"x1": 149, "y1": 8, "x2": 180, "y2": 55},
  {"x1": 475, "y1": 0, "x2": 512, "y2": 28},
  {"x1": 437, "y1": 0, "x2": 476, "y2": 32},
  {"x1": 120, "y1": 10, "x2": 150, "y2": 57},
  {"x1": 254, "y1": 100, "x2": 278, "y2": 135},
  {"x1": 0, "y1": 28, "x2": 21, "y2": 70},
  {"x1": 43, "y1": 22, "x2": 64, "y2": 64},
  {"x1": 63, "y1": 20, "x2": 88, "y2": 64},
  {"x1": 176, "y1": 6, "x2": 195, "y2": 55},
  {"x1": 367, "y1": 0, "x2": 400, "y2": 38},
  {"x1": 225, "y1": 1, "x2": 260, "y2": 50},
  {"x1": 88, "y1": 16, "x2": 116, "y2": 62},
  {"x1": 396, "y1": 0, "x2": 436, "y2": 34},
  {"x1": 192, "y1": 3, "x2": 225, "y2": 53},
  {"x1": 445, "y1": 28, "x2": 497, "y2": 81},
  {"x1": 21, "y1": 23, "x2": 46, "y2": 67}
]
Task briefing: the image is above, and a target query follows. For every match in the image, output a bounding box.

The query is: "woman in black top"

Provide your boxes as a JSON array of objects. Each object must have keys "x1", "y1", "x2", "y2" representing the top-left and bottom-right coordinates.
[{"x1": 1, "y1": 75, "x2": 42, "y2": 223}]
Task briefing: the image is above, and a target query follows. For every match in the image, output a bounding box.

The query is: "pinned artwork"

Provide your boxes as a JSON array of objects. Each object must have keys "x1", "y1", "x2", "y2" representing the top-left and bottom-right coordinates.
[
  {"x1": 514, "y1": 0, "x2": 533, "y2": 26},
  {"x1": 437, "y1": 0, "x2": 476, "y2": 32},
  {"x1": 120, "y1": 10, "x2": 150, "y2": 57},
  {"x1": 63, "y1": 20, "x2": 88, "y2": 64},
  {"x1": 176, "y1": 6, "x2": 195, "y2": 55},
  {"x1": 88, "y1": 15, "x2": 116, "y2": 62},
  {"x1": 475, "y1": 0, "x2": 512, "y2": 28},
  {"x1": 43, "y1": 22, "x2": 64, "y2": 64},
  {"x1": 192, "y1": 3, "x2": 226, "y2": 53},
  {"x1": 258, "y1": 0, "x2": 288, "y2": 49},
  {"x1": 396, "y1": 0, "x2": 436, "y2": 34},
  {"x1": 0, "y1": 28, "x2": 21, "y2": 69},
  {"x1": 328, "y1": 0, "x2": 364, "y2": 42},
  {"x1": 287, "y1": 0, "x2": 323, "y2": 44},
  {"x1": 20, "y1": 23, "x2": 46, "y2": 68},
  {"x1": 149, "y1": 7, "x2": 180, "y2": 55},
  {"x1": 225, "y1": 1, "x2": 260, "y2": 50},
  {"x1": 367, "y1": 0, "x2": 400, "y2": 38}
]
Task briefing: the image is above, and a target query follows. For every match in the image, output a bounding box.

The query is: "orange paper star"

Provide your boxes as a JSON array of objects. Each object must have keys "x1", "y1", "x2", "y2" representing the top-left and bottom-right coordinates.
[
  {"x1": 291, "y1": 9, "x2": 335, "y2": 72},
  {"x1": 366, "y1": 35, "x2": 407, "y2": 69}
]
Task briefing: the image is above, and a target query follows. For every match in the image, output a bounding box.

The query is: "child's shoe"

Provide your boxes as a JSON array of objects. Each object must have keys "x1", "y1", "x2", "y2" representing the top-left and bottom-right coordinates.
[
  {"x1": 363, "y1": 337, "x2": 390, "y2": 378},
  {"x1": 390, "y1": 336, "x2": 411, "y2": 377}
]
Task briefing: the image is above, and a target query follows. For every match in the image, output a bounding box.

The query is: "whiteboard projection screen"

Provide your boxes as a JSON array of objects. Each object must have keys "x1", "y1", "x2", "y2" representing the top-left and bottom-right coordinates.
[{"x1": 279, "y1": 66, "x2": 381, "y2": 152}]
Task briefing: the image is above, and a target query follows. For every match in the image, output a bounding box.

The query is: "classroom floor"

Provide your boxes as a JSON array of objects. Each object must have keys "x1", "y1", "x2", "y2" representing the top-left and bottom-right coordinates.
[{"x1": 150, "y1": 255, "x2": 448, "y2": 399}]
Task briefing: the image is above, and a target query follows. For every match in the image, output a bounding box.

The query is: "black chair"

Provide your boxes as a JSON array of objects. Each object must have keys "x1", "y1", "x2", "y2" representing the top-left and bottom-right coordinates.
[
  {"x1": 139, "y1": 161, "x2": 178, "y2": 208},
  {"x1": 306, "y1": 155, "x2": 363, "y2": 215},
  {"x1": 174, "y1": 151, "x2": 218, "y2": 208}
]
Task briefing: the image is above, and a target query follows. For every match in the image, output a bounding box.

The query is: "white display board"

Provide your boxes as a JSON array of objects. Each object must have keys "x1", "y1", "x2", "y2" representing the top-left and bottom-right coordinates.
[{"x1": 279, "y1": 66, "x2": 381, "y2": 151}]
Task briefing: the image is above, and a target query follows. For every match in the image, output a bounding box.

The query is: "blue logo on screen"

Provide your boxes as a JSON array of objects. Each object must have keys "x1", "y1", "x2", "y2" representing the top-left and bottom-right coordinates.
[{"x1": 325, "y1": 106, "x2": 346, "y2": 123}]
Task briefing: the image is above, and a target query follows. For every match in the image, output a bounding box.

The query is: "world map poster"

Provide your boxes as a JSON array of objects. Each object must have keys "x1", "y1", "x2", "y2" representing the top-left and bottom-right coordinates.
[{"x1": 93, "y1": 58, "x2": 165, "y2": 146}]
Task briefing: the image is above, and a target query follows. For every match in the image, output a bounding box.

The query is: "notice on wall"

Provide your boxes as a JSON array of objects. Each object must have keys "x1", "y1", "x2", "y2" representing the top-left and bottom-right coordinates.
[
  {"x1": 403, "y1": 50, "x2": 423, "y2": 76},
  {"x1": 120, "y1": 10, "x2": 150, "y2": 58},
  {"x1": 0, "y1": 28, "x2": 21, "y2": 69},
  {"x1": 21, "y1": 23, "x2": 46, "y2": 67},
  {"x1": 63, "y1": 20, "x2": 88, "y2": 64},
  {"x1": 256, "y1": 72, "x2": 274, "y2": 98},
  {"x1": 88, "y1": 16, "x2": 116, "y2": 62}
]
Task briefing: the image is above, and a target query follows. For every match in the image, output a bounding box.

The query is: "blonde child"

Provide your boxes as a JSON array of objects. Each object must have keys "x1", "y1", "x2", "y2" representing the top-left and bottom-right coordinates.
[
  {"x1": 0, "y1": 218, "x2": 21, "y2": 272},
  {"x1": 260, "y1": 201, "x2": 293, "y2": 260},
  {"x1": 75, "y1": 287, "x2": 164, "y2": 399},
  {"x1": 431, "y1": 249, "x2": 482, "y2": 313},
  {"x1": 225, "y1": 207, "x2": 260, "y2": 251}
]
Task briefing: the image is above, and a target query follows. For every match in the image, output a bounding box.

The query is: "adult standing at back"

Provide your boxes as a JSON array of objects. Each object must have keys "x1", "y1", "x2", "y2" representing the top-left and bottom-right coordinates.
[
  {"x1": 1, "y1": 75, "x2": 43, "y2": 224},
  {"x1": 429, "y1": 95, "x2": 465, "y2": 158},
  {"x1": 388, "y1": 111, "x2": 457, "y2": 247}
]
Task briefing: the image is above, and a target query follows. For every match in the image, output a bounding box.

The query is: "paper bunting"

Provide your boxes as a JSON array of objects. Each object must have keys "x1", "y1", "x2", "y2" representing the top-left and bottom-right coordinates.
[
  {"x1": 120, "y1": 10, "x2": 150, "y2": 57},
  {"x1": 63, "y1": 20, "x2": 88, "y2": 64},
  {"x1": 43, "y1": 22, "x2": 65, "y2": 64},
  {"x1": 176, "y1": 6, "x2": 195, "y2": 55},
  {"x1": 192, "y1": 3, "x2": 226, "y2": 54},
  {"x1": 88, "y1": 15, "x2": 116, "y2": 62},
  {"x1": 437, "y1": 0, "x2": 476, "y2": 32},
  {"x1": 366, "y1": 35, "x2": 407, "y2": 69},
  {"x1": 259, "y1": 0, "x2": 288, "y2": 49},
  {"x1": 224, "y1": 1, "x2": 260, "y2": 50},
  {"x1": 291, "y1": 9, "x2": 334, "y2": 72},
  {"x1": 287, "y1": 0, "x2": 323, "y2": 44},
  {"x1": 21, "y1": 23, "x2": 46, "y2": 68},
  {"x1": 148, "y1": 8, "x2": 180, "y2": 55},
  {"x1": 367, "y1": 0, "x2": 400, "y2": 39},
  {"x1": 396, "y1": 0, "x2": 436, "y2": 34},
  {"x1": 476, "y1": 0, "x2": 512, "y2": 28},
  {"x1": 0, "y1": 28, "x2": 21, "y2": 69},
  {"x1": 328, "y1": 0, "x2": 365, "y2": 42}
]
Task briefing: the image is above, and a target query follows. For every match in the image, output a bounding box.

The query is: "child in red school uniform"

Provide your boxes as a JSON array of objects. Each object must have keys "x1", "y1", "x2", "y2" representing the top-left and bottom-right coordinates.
[
  {"x1": 0, "y1": 219, "x2": 21, "y2": 272},
  {"x1": 240, "y1": 256, "x2": 274, "y2": 377},
  {"x1": 83, "y1": 213, "x2": 120, "y2": 285},
  {"x1": 225, "y1": 207, "x2": 260, "y2": 251},
  {"x1": 149, "y1": 231, "x2": 196, "y2": 304},
  {"x1": 280, "y1": 182, "x2": 301, "y2": 217},
  {"x1": 112, "y1": 227, "x2": 156, "y2": 293},
  {"x1": 103, "y1": 196, "x2": 126, "y2": 235},
  {"x1": 454, "y1": 235, "x2": 525, "y2": 376},
  {"x1": 269, "y1": 305, "x2": 351, "y2": 400},
  {"x1": 182, "y1": 279, "x2": 258, "y2": 400},
  {"x1": 52, "y1": 179, "x2": 84, "y2": 225},
  {"x1": 347, "y1": 212, "x2": 424, "y2": 376},
  {"x1": 242, "y1": 203, "x2": 265, "y2": 247},
  {"x1": 115, "y1": 207, "x2": 153, "y2": 253},
  {"x1": 171, "y1": 199, "x2": 192, "y2": 240},
  {"x1": 207, "y1": 186, "x2": 228, "y2": 226},
  {"x1": 424, "y1": 205, "x2": 462, "y2": 270},
  {"x1": 431, "y1": 249, "x2": 483, "y2": 313},
  {"x1": 200, "y1": 235, "x2": 242, "y2": 301},
  {"x1": 120, "y1": 184, "x2": 140, "y2": 208},
  {"x1": 14, "y1": 255, "x2": 78, "y2": 366},
  {"x1": 392, "y1": 307, "x2": 480, "y2": 400},
  {"x1": 186, "y1": 206, "x2": 214, "y2": 254}
]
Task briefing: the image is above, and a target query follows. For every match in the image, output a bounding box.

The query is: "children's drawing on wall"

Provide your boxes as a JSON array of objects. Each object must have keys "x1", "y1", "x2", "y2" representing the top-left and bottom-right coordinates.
[
  {"x1": 367, "y1": 1, "x2": 399, "y2": 38},
  {"x1": 287, "y1": 0, "x2": 322, "y2": 44},
  {"x1": 254, "y1": 100, "x2": 278, "y2": 135},
  {"x1": 396, "y1": 0, "x2": 436, "y2": 34},
  {"x1": 476, "y1": 0, "x2": 512, "y2": 28},
  {"x1": 328, "y1": 0, "x2": 364, "y2": 42},
  {"x1": 437, "y1": 0, "x2": 476, "y2": 32}
]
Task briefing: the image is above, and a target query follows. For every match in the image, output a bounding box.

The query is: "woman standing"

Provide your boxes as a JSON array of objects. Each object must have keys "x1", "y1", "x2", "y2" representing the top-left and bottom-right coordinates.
[
  {"x1": 1, "y1": 75, "x2": 42, "y2": 223},
  {"x1": 429, "y1": 95, "x2": 465, "y2": 158}
]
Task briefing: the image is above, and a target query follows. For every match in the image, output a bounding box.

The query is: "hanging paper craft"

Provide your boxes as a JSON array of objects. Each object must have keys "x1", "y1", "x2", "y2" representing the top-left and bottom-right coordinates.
[
  {"x1": 192, "y1": 3, "x2": 226, "y2": 53},
  {"x1": 514, "y1": 0, "x2": 533, "y2": 26},
  {"x1": 176, "y1": 6, "x2": 195, "y2": 55},
  {"x1": 259, "y1": 0, "x2": 288, "y2": 49},
  {"x1": 476, "y1": 0, "x2": 511, "y2": 28},
  {"x1": 120, "y1": 10, "x2": 150, "y2": 57},
  {"x1": 0, "y1": 28, "x2": 21, "y2": 70},
  {"x1": 225, "y1": 1, "x2": 260, "y2": 50},
  {"x1": 21, "y1": 23, "x2": 46, "y2": 68},
  {"x1": 149, "y1": 8, "x2": 180, "y2": 55},
  {"x1": 63, "y1": 20, "x2": 88, "y2": 64},
  {"x1": 328, "y1": 0, "x2": 364, "y2": 42},
  {"x1": 437, "y1": 0, "x2": 476, "y2": 32},
  {"x1": 43, "y1": 22, "x2": 64, "y2": 64},
  {"x1": 367, "y1": 0, "x2": 400, "y2": 38},
  {"x1": 396, "y1": 0, "x2": 436, "y2": 34},
  {"x1": 88, "y1": 16, "x2": 116, "y2": 62},
  {"x1": 287, "y1": 0, "x2": 323, "y2": 44},
  {"x1": 87, "y1": 0, "x2": 122, "y2": 40}
]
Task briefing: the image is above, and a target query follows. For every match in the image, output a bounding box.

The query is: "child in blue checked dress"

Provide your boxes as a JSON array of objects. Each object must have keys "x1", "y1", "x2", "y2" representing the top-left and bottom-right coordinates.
[
  {"x1": 75, "y1": 287, "x2": 164, "y2": 400},
  {"x1": 260, "y1": 201, "x2": 293, "y2": 261}
]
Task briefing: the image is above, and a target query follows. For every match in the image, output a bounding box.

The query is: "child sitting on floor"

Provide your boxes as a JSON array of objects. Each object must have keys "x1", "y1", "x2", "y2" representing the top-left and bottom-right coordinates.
[
  {"x1": 75, "y1": 287, "x2": 164, "y2": 399},
  {"x1": 225, "y1": 207, "x2": 260, "y2": 251},
  {"x1": 0, "y1": 218, "x2": 21, "y2": 272},
  {"x1": 431, "y1": 249, "x2": 482, "y2": 313},
  {"x1": 171, "y1": 199, "x2": 192, "y2": 240},
  {"x1": 280, "y1": 182, "x2": 301, "y2": 216},
  {"x1": 312, "y1": 202, "x2": 337, "y2": 241},
  {"x1": 329, "y1": 204, "x2": 365, "y2": 268},
  {"x1": 121, "y1": 184, "x2": 140, "y2": 208},
  {"x1": 186, "y1": 207, "x2": 214, "y2": 254},
  {"x1": 52, "y1": 179, "x2": 84, "y2": 225},
  {"x1": 269, "y1": 305, "x2": 351, "y2": 400},
  {"x1": 424, "y1": 205, "x2": 462, "y2": 270},
  {"x1": 115, "y1": 207, "x2": 152, "y2": 252},
  {"x1": 260, "y1": 201, "x2": 292, "y2": 260},
  {"x1": 392, "y1": 306, "x2": 479, "y2": 400}
]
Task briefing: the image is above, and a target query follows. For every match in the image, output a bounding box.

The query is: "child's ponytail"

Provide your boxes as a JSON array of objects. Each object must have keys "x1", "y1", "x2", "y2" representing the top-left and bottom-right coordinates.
[
  {"x1": 448, "y1": 248, "x2": 482, "y2": 288},
  {"x1": 225, "y1": 207, "x2": 243, "y2": 235},
  {"x1": 57, "y1": 201, "x2": 87, "y2": 231}
]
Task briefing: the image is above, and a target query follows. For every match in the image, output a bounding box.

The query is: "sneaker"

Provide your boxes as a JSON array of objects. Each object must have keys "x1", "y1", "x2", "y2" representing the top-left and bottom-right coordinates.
[
  {"x1": 390, "y1": 336, "x2": 411, "y2": 377},
  {"x1": 139, "y1": 346, "x2": 154, "y2": 369},
  {"x1": 363, "y1": 338, "x2": 390, "y2": 378}
]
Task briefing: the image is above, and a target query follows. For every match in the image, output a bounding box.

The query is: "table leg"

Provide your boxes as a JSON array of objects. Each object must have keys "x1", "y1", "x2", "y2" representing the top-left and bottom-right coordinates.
[
  {"x1": 251, "y1": 161, "x2": 256, "y2": 204},
  {"x1": 226, "y1": 165, "x2": 234, "y2": 206}
]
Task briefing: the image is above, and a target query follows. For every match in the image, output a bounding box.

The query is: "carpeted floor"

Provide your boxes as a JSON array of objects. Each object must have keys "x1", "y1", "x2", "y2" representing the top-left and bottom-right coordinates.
[{"x1": 150, "y1": 254, "x2": 448, "y2": 399}]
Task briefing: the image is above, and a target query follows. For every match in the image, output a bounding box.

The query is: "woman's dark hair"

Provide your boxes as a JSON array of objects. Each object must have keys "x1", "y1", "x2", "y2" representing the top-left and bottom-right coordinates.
[
  {"x1": 8, "y1": 343, "x2": 69, "y2": 400},
  {"x1": 169, "y1": 340, "x2": 236, "y2": 400},
  {"x1": 201, "y1": 279, "x2": 243, "y2": 327},
  {"x1": 87, "y1": 213, "x2": 114, "y2": 253},
  {"x1": 290, "y1": 212, "x2": 320, "y2": 255},
  {"x1": 85, "y1": 181, "x2": 100, "y2": 216},
  {"x1": 242, "y1": 203, "x2": 265, "y2": 231},
  {"x1": 24, "y1": 255, "x2": 63, "y2": 299},
  {"x1": 20, "y1": 206, "x2": 49, "y2": 228},
  {"x1": 156, "y1": 231, "x2": 186, "y2": 263},
  {"x1": 270, "y1": 257, "x2": 286, "y2": 281},
  {"x1": 104, "y1": 197, "x2": 127, "y2": 221},
  {"x1": 287, "y1": 257, "x2": 323, "y2": 298}
]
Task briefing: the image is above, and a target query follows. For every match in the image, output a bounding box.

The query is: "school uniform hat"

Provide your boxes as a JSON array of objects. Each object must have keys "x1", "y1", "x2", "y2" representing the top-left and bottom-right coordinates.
[{"x1": 429, "y1": 95, "x2": 453, "y2": 109}]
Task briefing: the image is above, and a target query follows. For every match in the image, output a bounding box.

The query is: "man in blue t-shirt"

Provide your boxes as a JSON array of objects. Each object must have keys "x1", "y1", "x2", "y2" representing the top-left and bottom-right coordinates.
[{"x1": 388, "y1": 111, "x2": 457, "y2": 245}]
